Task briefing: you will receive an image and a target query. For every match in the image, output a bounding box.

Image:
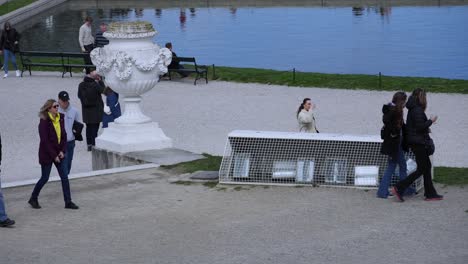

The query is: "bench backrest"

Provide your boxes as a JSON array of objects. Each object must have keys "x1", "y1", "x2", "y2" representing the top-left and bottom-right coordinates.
[
  {"x1": 175, "y1": 57, "x2": 196, "y2": 63},
  {"x1": 20, "y1": 51, "x2": 63, "y2": 57}
]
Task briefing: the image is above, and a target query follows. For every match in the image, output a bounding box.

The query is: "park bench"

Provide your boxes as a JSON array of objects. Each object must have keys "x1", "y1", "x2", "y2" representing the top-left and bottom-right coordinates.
[
  {"x1": 167, "y1": 57, "x2": 208, "y2": 85},
  {"x1": 19, "y1": 51, "x2": 95, "y2": 78}
]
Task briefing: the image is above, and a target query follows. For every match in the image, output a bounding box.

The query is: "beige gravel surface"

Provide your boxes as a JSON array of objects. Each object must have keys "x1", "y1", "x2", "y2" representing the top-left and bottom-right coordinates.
[{"x1": 0, "y1": 72, "x2": 467, "y2": 185}]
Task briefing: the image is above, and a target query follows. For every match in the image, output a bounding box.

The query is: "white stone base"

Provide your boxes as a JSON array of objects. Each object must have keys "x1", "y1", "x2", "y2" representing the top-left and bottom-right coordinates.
[{"x1": 96, "y1": 122, "x2": 173, "y2": 153}]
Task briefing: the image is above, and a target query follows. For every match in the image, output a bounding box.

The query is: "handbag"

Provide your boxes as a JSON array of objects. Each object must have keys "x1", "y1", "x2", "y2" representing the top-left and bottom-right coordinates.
[
  {"x1": 72, "y1": 121, "x2": 84, "y2": 141},
  {"x1": 425, "y1": 138, "x2": 435, "y2": 156}
]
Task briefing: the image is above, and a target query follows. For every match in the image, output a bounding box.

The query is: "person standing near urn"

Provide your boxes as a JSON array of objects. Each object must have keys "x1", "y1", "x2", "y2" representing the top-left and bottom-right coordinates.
[{"x1": 78, "y1": 71, "x2": 105, "y2": 151}]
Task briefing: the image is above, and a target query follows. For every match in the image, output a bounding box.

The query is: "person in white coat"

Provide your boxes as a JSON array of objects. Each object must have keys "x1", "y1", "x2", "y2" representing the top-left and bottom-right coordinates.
[{"x1": 297, "y1": 98, "x2": 318, "y2": 133}]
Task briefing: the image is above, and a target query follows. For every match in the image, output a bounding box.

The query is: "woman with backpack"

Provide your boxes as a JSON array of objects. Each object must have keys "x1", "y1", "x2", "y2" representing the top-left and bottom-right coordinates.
[
  {"x1": 392, "y1": 88, "x2": 443, "y2": 202},
  {"x1": 377, "y1": 91, "x2": 414, "y2": 199}
]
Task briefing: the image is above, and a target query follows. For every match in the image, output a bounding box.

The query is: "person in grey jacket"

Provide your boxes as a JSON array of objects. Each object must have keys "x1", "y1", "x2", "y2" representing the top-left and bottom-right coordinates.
[
  {"x1": 58, "y1": 91, "x2": 81, "y2": 175},
  {"x1": 0, "y1": 133, "x2": 15, "y2": 227}
]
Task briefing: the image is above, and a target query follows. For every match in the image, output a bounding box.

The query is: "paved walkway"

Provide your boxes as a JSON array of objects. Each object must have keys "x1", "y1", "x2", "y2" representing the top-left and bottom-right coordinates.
[
  {"x1": 1, "y1": 72, "x2": 467, "y2": 185},
  {"x1": 1, "y1": 168, "x2": 467, "y2": 264}
]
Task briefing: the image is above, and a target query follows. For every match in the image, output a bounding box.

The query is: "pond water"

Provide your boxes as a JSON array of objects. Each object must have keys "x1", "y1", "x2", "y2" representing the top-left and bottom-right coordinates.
[{"x1": 16, "y1": 0, "x2": 468, "y2": 79}]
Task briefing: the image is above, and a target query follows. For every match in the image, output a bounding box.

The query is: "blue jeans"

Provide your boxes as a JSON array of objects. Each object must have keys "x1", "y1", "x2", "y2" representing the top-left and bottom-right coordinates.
[
  {"x1": 63, "y1": 140, "x2": 75, "y2": 176},
  {"x1": 377, "y1": 147, "x2": 410, "y2": 198},
  {"x1": 0, "y1": 176, "x2": 8, "y2": 221},
  {"x1": 31, "y1": 161, "x2": 72, "y2": 203},
  {"x1": 3, "y1": 49, "x2": 18, "y2": 74}
]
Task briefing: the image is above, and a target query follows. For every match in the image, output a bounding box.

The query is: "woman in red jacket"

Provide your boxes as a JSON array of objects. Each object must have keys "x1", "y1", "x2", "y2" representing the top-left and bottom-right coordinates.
[{"x1": 29, "y1": 99, "x2": 79, "y2": 209}]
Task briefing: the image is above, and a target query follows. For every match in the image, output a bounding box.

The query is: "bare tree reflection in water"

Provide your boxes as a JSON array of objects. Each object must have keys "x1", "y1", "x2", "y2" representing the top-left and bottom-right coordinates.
[
  {"x1": 135, "y1": 8, "x2": 144, "y2": 18},
  {"x1": 155, "y1": 9, "x2": 162, "y2": 18},
  {"x1": 230, "y1": 7, "x2": 237, "y2": 16},
  {"x1": 352, "y1": 7, "x2": 364, "y2": 16}
]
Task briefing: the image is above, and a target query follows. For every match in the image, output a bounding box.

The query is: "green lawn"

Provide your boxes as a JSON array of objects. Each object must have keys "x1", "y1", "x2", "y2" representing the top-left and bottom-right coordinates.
[
  {"x1": 6, "y1": 55, "x2": 468, "y2": 94},
  {"x1": 161, "y1": 153, "x2": 222, "y2": 174},
  {"x1": 165, "y1": 155, "x2": 468, "y2": 186},
  {"x1": 434, "y1": 167, "x2": 468, "y2": 185},
  {"x1": 211, "y1": 66, "x2": 468, "y2": 94},
  {"x1": 0, "y1": 0, "x2": 37, "y2": 16}
]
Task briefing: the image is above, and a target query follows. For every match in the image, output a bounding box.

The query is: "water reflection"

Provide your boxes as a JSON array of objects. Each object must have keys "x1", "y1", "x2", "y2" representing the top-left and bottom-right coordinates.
[
  {"x1": 179, "y1": 9, "x2": 186, "y2": 29},
  {"x1": 155, "y1": 9, "x2": 162, "y2": 18},
  {"x1": 16, "y1": 3, "x2": 468, "y2": 79}
]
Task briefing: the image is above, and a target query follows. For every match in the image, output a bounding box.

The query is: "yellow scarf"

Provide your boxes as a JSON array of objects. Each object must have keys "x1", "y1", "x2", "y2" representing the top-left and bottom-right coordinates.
[{"x1": 48, "y1": 112, "x2": 61, "y2": 143}]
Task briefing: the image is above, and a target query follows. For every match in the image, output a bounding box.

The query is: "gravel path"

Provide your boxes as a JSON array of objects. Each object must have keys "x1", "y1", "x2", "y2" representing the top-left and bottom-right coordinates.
[
  {"x1": 1, "y1": 168, "x2": 467, "y2": 264},
  {"x1": 1, "y1": 72, "x2": 467, "y2": 185}
]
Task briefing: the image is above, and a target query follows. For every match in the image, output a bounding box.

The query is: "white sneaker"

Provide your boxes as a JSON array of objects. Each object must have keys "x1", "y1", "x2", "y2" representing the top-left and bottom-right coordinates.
[
  {"x1": 16, "y1": 70, "x2": 20, "y2": 77},
  {"x1": 3, "y1": 73, "x2": 7, "y2": 78}
]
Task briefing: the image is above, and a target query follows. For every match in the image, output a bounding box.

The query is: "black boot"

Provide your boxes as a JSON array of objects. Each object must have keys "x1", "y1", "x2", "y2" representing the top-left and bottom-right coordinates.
[
  {"x1": 65, "y1": 202, "x2": 79, "y2": 210},
  {"x1": 28, "y1": 198, "x2": 41, "y2": 209}
]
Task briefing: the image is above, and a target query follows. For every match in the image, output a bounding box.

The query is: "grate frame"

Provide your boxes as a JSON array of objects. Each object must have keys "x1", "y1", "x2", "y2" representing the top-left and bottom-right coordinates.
[{"x1": 219, "y1": 130, "x2": 425, "y2": 191}]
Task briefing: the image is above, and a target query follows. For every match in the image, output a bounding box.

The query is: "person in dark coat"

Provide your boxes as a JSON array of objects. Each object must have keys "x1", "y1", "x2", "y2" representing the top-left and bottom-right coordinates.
[
  {"x1": 102, "y1": 87, "x2": 121, "y2": 128},
  {"x1": 28, "y1": 99, "x2": 79, "y2": 210},
  {"x1": 377, "y1": 91, "x2": 414, "y2": 198},
  {"x1": 0, "y1": 132, "x2": 15, "y2": 227},
  {"x1": 0, "y1": 21, "x2": 20, "y2": 78},
  {"x1": 392, "y1": 88, "x2": 442, "y2": 202},
  {"x1": 78, "y1": 71, "x2": 105, "y2": 151},
  {"x1": 165, "y1": 42, "x2": 188, "y2": 77}
]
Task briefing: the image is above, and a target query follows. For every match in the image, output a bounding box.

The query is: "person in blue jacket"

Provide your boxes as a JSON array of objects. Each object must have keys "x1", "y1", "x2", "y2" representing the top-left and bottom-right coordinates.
[{"x1": 102, "y1": 87, "x2": 121, "y2": 128}]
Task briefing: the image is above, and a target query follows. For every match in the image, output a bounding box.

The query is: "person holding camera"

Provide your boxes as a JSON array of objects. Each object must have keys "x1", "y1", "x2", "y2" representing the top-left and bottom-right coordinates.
[{"x1": 78, "y1": 71, "x2": 105, "y2": 151}]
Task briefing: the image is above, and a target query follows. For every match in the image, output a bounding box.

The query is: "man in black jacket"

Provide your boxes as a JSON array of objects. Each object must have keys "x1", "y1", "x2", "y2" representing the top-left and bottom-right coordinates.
[
  {"x1": 78, "y1": 71, "x2": 105, "y2": 151},
  {"x1": 0, "y1": 133, "x2": 15, "y2": 227}
]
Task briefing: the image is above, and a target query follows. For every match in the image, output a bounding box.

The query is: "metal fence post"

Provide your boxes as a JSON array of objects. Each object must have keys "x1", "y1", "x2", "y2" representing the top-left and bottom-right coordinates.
[
  {"x1": 293, "y1": 68, "x2": 296, "y2": 82},
  {"x1": 212, "y1": 64, "x2": 216, "y2": 79},
  {"x1": 379, "y1": 72, "x2": 382, "y2": 89}
]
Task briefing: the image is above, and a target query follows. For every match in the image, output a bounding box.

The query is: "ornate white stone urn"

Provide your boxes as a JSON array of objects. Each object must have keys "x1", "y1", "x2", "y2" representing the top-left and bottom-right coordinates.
[{"x1": 90, "y1": 21, "x2": 173, "y2": 153}]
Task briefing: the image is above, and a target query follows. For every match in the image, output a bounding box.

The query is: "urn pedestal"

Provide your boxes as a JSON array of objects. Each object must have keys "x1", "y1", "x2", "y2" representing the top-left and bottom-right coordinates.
[{"x1": 90, "y1": 21, "x2": 173, "y2": 153}]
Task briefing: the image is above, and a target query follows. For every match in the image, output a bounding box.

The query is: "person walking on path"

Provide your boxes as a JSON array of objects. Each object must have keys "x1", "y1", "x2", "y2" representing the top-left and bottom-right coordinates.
[
  {"x1": 94, "y1": 22, "x2": 109, "y2": 48},
  {"x1": 377, "y1": 91, "x2": 414, "y2": 199},
  {"x1": 392, "y1": 88, "x2": 443, "y2": 202},
  {"x1": 0, "y1": 133, "x2": 15, "y2": 227},
  {"x1": 28, "y1": 99, "x2": 79, "y2": 210},
  {"x1": 0, "y1": 21, "x2": 20, "y2": 78},
  {"x1": 58, "y1": 91, "x2": 81, "y2": 176},
  {"x1": 78, "y1": 71, "x2": 104, "y2": 151},
  {"x1": 297, "y1": 98, "x2": 319, "y2": 133},
  {"x1": 102, "y1": 87, "x2": 121, "y2": 128},
  {"x1": 79, "y1": 16, "x2": 94, "y2": 74}
]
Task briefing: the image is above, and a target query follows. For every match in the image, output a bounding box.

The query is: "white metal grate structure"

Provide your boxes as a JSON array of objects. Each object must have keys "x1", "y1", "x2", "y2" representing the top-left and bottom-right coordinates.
[{"x1": 219, "y1": 130, "x2": 424, "y2": 190}]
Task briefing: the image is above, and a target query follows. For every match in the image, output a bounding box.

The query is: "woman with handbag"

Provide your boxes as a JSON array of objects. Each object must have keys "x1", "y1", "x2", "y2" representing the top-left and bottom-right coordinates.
[
  {"x1": 28, "y1": 99, "x2": 79, "y2": 209},
  {"x1": 0, "y1": 21, "x2": 20, "y2": 78},
  {"x1": 377, "y1": 91, "x2": 414, "y2": 198},
  {"x1": 392, "y1": 88, "x2": 443, "y2": 202}
]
